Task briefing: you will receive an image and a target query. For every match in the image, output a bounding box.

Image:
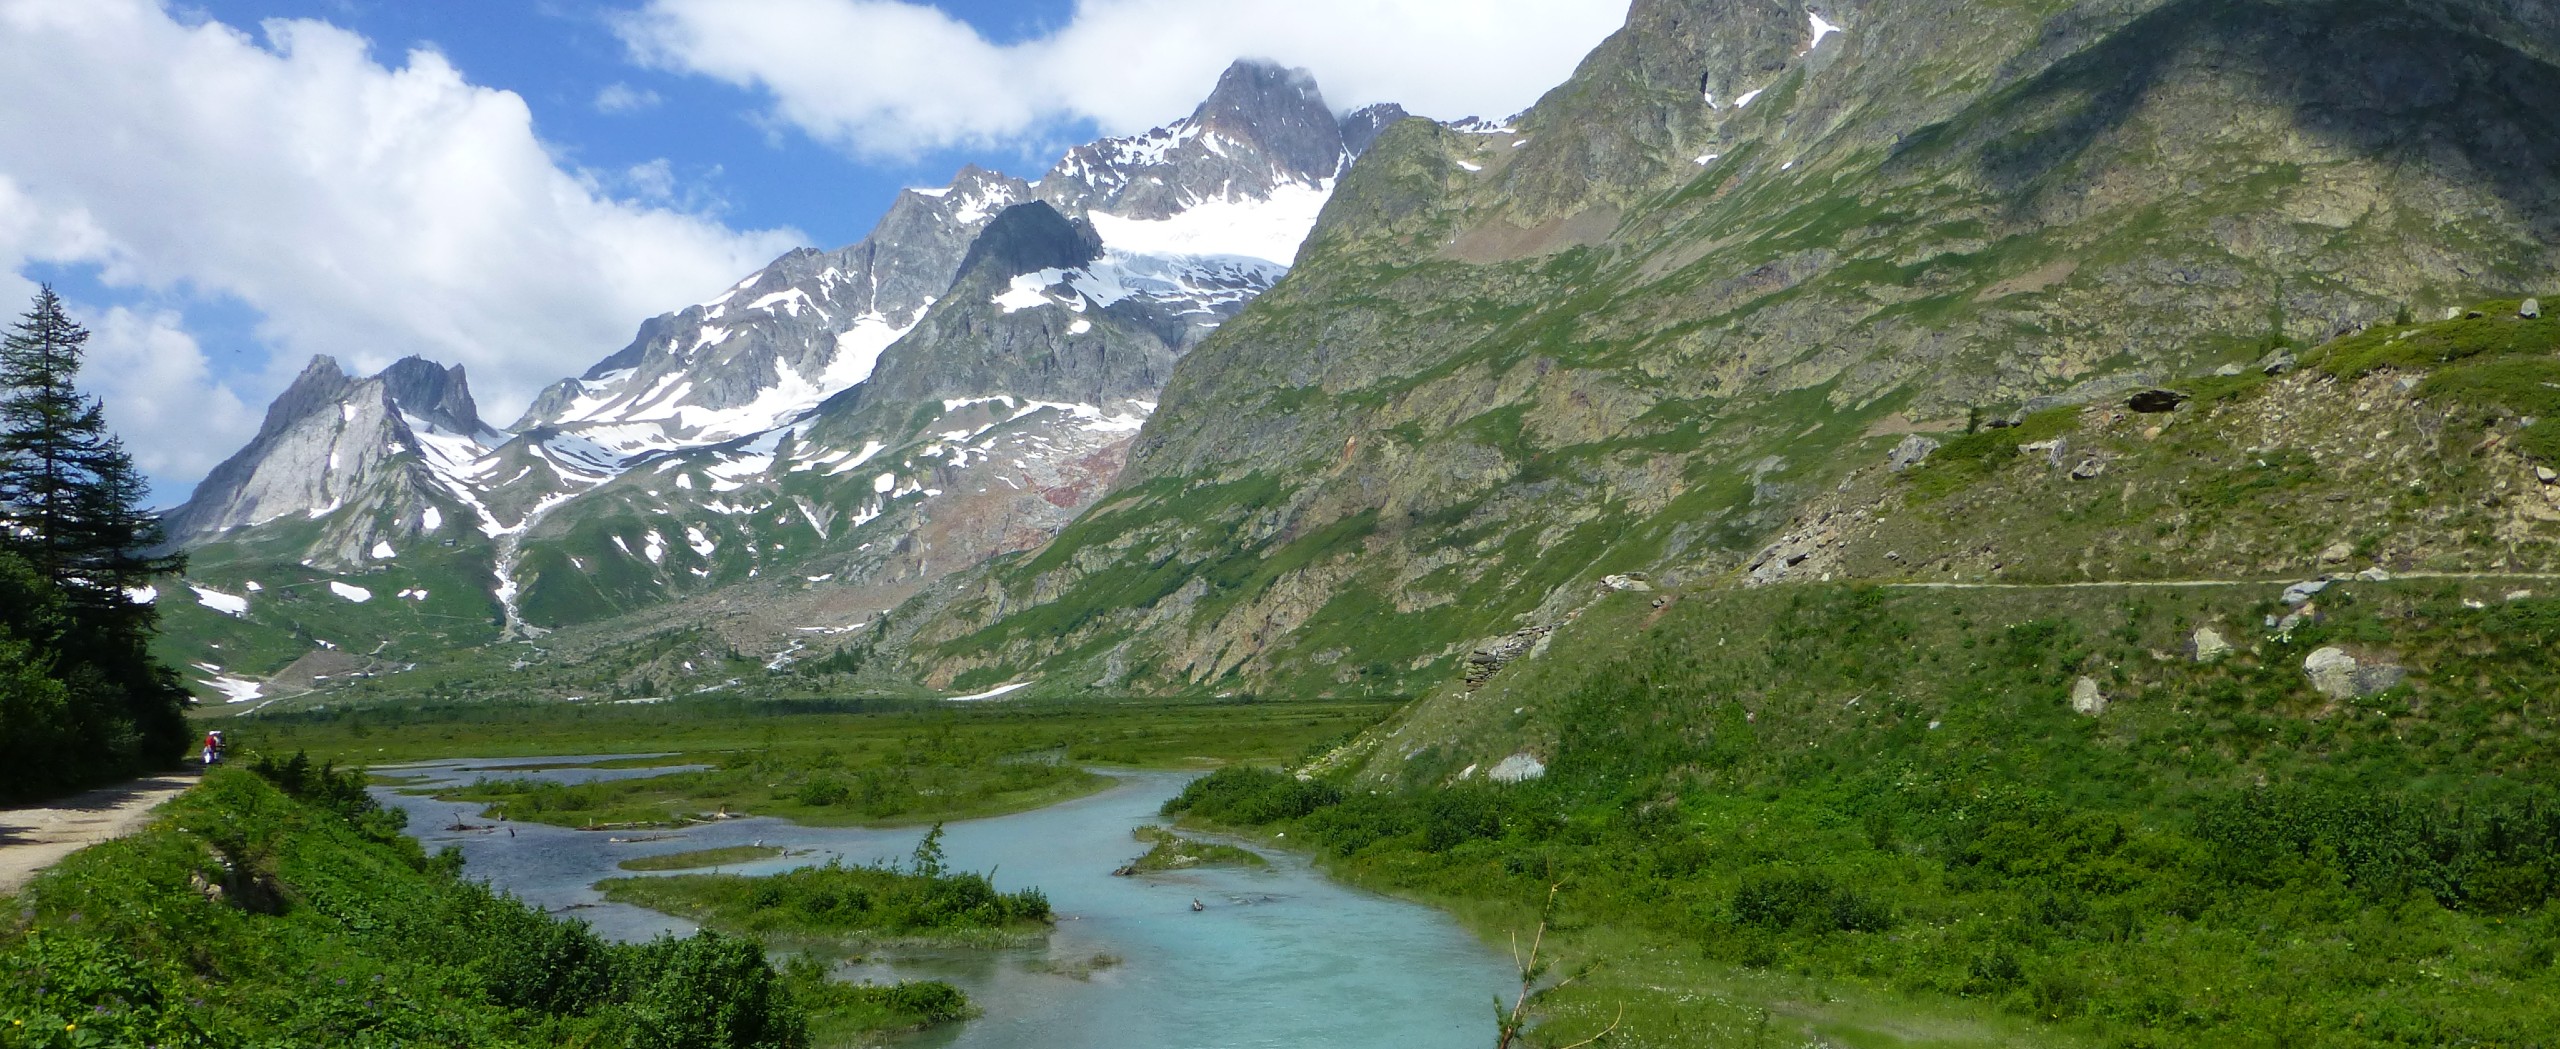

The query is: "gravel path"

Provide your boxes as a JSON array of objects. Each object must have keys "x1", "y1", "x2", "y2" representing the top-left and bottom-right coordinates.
[{"x1": 0, "y1": 772, "x2": 198, "y2": 895}]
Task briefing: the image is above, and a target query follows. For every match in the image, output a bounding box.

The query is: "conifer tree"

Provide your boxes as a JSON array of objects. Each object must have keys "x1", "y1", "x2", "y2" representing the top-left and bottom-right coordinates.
[
  {"x1": 0, "y1": 286, "x2": 191, "y2": 792},
  {"x1": 0, "y1": 286, "x2": 96, "y2": 579},
  {"x1": 0, "y1": 286, "x2": 183, "y2": 602}
]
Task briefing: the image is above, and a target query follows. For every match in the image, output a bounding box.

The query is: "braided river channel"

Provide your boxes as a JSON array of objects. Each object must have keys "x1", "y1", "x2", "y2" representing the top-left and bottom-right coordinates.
[{"x1": 373, "y1": 761, "x2": 1510, "y2": 1048}]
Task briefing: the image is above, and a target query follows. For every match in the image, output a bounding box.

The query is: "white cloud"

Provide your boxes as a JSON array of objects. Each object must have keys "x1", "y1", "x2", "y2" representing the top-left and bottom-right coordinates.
[
  {"x1": 0, "y1": 0, "x2": 802, "y2": 493},
  {"x1": 81, "y1": 307, "x2": 262, "y2": 494},
  {"x1": 594, "y1": 81, "x2": 663, "y2": 114},
  {"x1": 618, "y1": 0, "x2": 1628, "y2": 158}
]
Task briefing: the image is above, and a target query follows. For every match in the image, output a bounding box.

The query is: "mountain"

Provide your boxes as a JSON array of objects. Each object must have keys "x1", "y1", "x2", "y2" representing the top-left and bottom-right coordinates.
[
  {"x1": 881, "y1": 0, "x2": 2560, "y2": 696},
  {"x1": 157, "y1": 59, "x2": 1417, "y2": 697},
  {"x1": 163, "y1": 354, "x2": 501, "y2": 567}
]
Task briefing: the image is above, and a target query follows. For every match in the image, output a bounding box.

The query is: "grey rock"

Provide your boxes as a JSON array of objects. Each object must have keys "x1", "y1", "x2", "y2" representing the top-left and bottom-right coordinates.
[
  {"x1": 2538, "y1": 466, "x2": 2558, "y2": 484},
  {"x1": 2070, "y1": 457, "x2": 2107, "y2": 480},
  {"x1": 1601, "y1": 574, "x2": 1653, "y2": 592},
  {"x1": 2127, "y1": 389, "x2": 2190, "y2": 413},
  {"x1": 2510, "y1": 590, "x2": 2538, "y2": 603},
  {"x1": 2020, "y1": 439, "x2": 2068, "y2": 467},
  {"x1": 2261, "y1": 352, "x2": 2297, "y2": 376},
  {"x1": 2070, "y1": 676, "x2": 2108, "y2": 716},
  {"x1": 2524, "y1": 298, "x2": 2542, "y2": 319},
  {"x1": 2215, "y1": 363, "x2": 2246, "y2": 377},
  {"x1": 2281, "y1": 580, "x2": 2330, "y2": 605},
  {"x1": 2354, "y1": 663, "x2": 2408, "y2": 695},
  {"x1": 2304, "y1": 647, "x2": 2359, "y2": 698},
  {"x1": 1887, "y1": 434, "x2": 1941, "y2": 472},
  {"x1": 1486, "y1": 754, "x2": 1547, "y2": 783},
  {"x1": 2305, "y1": 646, "x2": 2406, "y2": 699},
  {"x1": 2318, "y1": 541, "x2": 2355, "y2": 565},
  {"x1": 2191, "y1": 627, "x2": 2233, "y2": 663}
]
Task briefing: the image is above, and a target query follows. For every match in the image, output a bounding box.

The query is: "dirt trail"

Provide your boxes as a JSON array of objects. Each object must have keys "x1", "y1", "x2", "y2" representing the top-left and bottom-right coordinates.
[{"x1": 0, "y1": 772, "x2": 198, "y2": 895}]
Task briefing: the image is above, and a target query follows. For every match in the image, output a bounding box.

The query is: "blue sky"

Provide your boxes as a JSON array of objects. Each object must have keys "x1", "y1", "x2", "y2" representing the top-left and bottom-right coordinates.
[{"x1": 0, "y1": 0, "x2": 1627, "y2": 503}]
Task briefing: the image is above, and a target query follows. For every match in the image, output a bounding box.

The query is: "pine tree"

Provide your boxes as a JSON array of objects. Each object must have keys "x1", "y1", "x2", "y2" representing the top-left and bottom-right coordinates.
[
  {"x1": 0, "y1": 286, "x2": 96, "y2": 579},
  {"x1": 0, "y1": 286, "x2": 183, "y2": 602},
  {"x1": 0, "y1": 286, "x2": 192, "y2": 792}
]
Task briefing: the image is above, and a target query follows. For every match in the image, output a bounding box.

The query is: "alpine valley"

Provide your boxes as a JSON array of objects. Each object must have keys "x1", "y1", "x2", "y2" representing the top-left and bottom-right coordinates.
[{"x1": 78, "y1": 0, "x2": 2560, "y2": 1046}]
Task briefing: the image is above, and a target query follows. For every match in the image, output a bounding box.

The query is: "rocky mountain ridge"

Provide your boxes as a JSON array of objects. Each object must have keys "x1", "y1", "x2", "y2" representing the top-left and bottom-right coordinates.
[{"x1": 153, "y1": 59, "x2": 1424, "y2": 697}]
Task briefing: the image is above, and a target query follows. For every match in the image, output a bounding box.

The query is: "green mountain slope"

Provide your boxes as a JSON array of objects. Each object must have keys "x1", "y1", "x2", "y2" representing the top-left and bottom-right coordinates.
[{"x1": 893, "y1": 0, "x2": 2560, "y2": 696}]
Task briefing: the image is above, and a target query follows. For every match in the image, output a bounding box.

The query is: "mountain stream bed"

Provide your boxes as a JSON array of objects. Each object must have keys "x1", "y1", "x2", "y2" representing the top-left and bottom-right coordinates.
[{"x1": 374, "y1": 760, "x2": 1510, "y2": 1048}]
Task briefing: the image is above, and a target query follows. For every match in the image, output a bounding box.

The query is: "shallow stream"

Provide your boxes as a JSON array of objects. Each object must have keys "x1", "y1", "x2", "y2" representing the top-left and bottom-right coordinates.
[{"x1": 374, "y1": 760, "x2": 1510, "y2": 1048}]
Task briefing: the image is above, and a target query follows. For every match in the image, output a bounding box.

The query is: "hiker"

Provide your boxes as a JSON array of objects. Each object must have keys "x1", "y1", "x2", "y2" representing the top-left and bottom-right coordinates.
[{"x1": 201, "y1": 730, "x2": 223, "y2": 767}]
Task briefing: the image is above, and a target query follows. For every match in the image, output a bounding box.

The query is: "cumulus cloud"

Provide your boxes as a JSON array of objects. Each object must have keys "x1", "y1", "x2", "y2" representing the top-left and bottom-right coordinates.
[
  {"x1": 618, "y1": 0, "x2": 1629, "y2": 158},
  {"x1": 81, "y1": 307, "x2": 264, "y2": 491},
  {"x1": 0, "y1": 0, "x2": 802, "y2": 494}
]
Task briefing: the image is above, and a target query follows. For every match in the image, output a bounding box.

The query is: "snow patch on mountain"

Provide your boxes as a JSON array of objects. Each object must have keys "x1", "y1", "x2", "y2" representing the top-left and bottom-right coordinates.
[
  {"x1": 1086, "y1": 180, "x2": 1331, "y2": 266},
  {"x1": 328, "y1": 581, "x2": 372, "y2": 603},
  {"x1": 202, "y1": 674, "x2": 264, "y2": 703},
  {"x1": 1808, "y1": 12, "x2": 1844, "y2": 51},
  {"x1": 192, "y1": 586, "x2": 247, "y2": 616}
]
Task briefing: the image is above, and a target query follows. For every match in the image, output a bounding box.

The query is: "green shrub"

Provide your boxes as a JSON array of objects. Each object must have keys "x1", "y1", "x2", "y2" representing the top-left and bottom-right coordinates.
[
  {"x1": 1731, "y1": 870, "x2": 1892, "y2": 933},
  {"x1": 619, "y1": 932, "x2": 806, "y2": 1049}
]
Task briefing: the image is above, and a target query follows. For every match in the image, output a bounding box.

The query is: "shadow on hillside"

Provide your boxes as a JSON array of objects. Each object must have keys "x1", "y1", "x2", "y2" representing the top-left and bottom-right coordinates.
[{"x1": 1893, "y1": 0, "x2": 2560, "y2": 236}]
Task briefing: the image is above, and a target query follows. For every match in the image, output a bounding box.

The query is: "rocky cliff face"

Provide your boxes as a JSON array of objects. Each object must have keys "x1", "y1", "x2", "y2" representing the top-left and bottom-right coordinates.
[
  {"x1": 163, "y1": 355, "x2": 500, "y2": 570},
  {"x1": 893, "y1": 0, "x2": 2560, "y2": 697}
]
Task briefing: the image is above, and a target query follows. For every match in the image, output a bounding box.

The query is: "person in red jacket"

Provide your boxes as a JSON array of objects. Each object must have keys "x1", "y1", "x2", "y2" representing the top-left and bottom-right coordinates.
[{"x1": 201, "y1": 730, "x2": 223, "y2": 767}]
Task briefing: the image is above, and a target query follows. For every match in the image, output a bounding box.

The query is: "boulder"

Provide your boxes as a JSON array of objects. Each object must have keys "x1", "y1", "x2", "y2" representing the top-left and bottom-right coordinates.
[
  {"x1": 2191, "y1": 627, "x2": 2233, "y2": 663},
  {"x1": 2317, "y1": 541, "x2": 2354, "y2": 565},
  {"x1": 2281, "y1": 580, "x2": 2330, "y2": 606},
  {"x1": 2524, "y1": 298, "x2": 2543, "y2": 320},
  {"x1": 2127, "y1": 389, "x2": 2189, "y2": 413},
  {"x1": 1887, "y1": 434, "x2": 1941, "y2": 472},
  {"x1": 2539, "y1": 466, "x2": 2557, "y2": 485},
  {"x1": 2305, "y1": 647, "x2": 2406, "y2": 699},
  {"x1": 1486, "y1": 754, "x2": 1547, "y2": 783},
  {"x1": 2215, "y1": 363, "x2": 2245, "y2": 377},
  {"x1": 1601, "y1": 574, "x2": 1653, "y2": 592},
  {"x1": 2021, "y1": 439, "x2": 2068, "y2": 467},
  {"x1": 2260, "y1": 352, "x2": 2297, "y2": 376},
  {"x1": 2070, "y1": 676, "x2": 2108, "y2": 716},
  {"x1": 2303, "y1": 647, "x2": 2359, "y2": 698},
  {"x1": 2070, "y1": 457, "x2": 2107, "y2": 480},
  {"x1": 2357, "y1": 567, "x2": 2393, "y2": 582}
]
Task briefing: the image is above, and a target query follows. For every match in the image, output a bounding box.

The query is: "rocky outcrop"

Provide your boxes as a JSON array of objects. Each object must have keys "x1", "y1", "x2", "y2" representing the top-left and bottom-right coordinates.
[
  {"x1": 1464, "y1": 625, "x2": 1557, "y2": 689},
  {"x1": 2304, "y1": 646, "x2": 2407, "y2": 699},
  {"x1": 2191, "y1": 627, "x2": 2233, "y2": 663},
  {"x1": 2071, "y1": 676, "x2": 2109, "y2": 716},
  {"x1": 1887, "y1": 435, "x2": 1941, "y2": 472}
]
